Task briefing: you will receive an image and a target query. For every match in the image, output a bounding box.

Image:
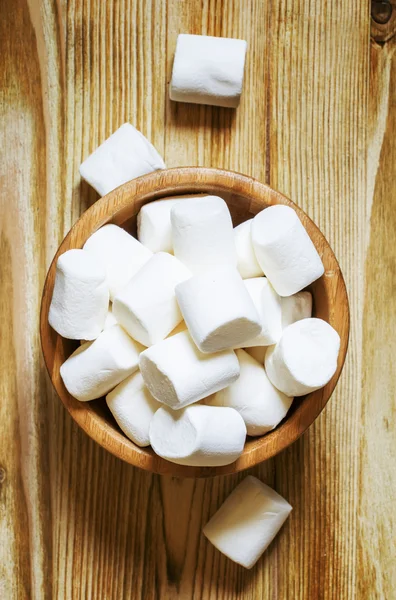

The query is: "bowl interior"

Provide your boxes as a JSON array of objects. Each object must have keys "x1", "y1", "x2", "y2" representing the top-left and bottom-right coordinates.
[{"x1": 41, "y1": 168, "x2": 349, "y2": 477}]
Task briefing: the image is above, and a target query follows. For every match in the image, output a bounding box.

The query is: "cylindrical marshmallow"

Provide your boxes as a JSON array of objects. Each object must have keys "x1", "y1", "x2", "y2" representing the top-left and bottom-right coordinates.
[
  {"x1": 206, "y1": 349, "x2": 293, "y2": 436},
  {"x1": 83, "y1": 224, "x2": 152, "y2": 300},
  {"x1": 139, "y1": 330, "x2": 240, "y2": 409},
  {"x1": 281, "y1": 291, "x2": 312, "y2": 329},
  {"x1": 171, "y1": 196, "x2": 237, "y2": 274},
  {"x1": 137, "y1": 196, "x2": 202, "y2": 254},
  {"x1": 203, "y1": 476, "x2": 292, "y2": 569},
  {"x1": 175, "y1": 269, "x2": 261, "y2": 353},
  {"x1": 79, "y1": 304, "x2": 117, "y2": 345},
  {"x1": 169, "y1": 34, "x2": 247, "y2": 109},
  {"x1": 137, "y1": 197, "x2": 181, "y2": 253},
  {"x1": 48, "y1": 249, "x2": 109, "y2": 340},
  {"x1": 106, "y1": 371, "x2": 161, "y2": 447},
  {"x1": 113, "y1": 252, "x2": 191, "y2": 347},
  {"x1": 252, "y1": 205, "x2": 325, "y2": 296},
  {"x1": 234, "y1": 277, "x2": 282, "y2": 348},
  {"x1": 265, "y1": 318, "x2": 341, "y2": 396},
  {"x1": 60, "y1": 325, "x2": 143, "y2": 401},
  {"x1": 149, "y1": 405, "x2": 246, "y2": 466},
  {"x1": 79, "y1": 123, "x2": 166, "y2": 196},
  {"x1": 234, "y1": 219, "x2": 263, "y2": 279}
]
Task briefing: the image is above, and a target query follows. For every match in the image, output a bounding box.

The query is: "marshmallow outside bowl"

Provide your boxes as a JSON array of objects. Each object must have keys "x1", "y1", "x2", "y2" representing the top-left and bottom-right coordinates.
[{"x1": 40, "y1": 167, "x2": 349, "y2": 477}]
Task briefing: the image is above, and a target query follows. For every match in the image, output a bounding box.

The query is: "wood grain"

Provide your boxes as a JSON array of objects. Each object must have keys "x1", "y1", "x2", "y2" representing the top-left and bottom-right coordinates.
[
  {"x1": 357, "y1": 32, "x2": 396, "y2": 598},
  {"x1": 2, "y1": 0, "x2": 395, "y2": 599}
]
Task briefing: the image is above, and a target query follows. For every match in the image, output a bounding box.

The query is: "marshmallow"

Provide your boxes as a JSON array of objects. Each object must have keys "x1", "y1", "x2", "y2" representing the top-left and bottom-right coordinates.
[
  {"x1": 281, "y1": 291, "x2": 313, "y2": 329},
  {"x1": 176, "y1": 269, "x2": 261, "y2": 353},
  {"x1": 234, "y1": 219, "x2": 263, "y2": 279},
  {"x1": 265, "y1": 318, "x2": 341, "y2": 396},
  {"x1": 83, "y1": 224, "x2": 152, "y2": 300},
  {"x1": 113, "y1": 252, "x2": 191, "y2": 346},
  {"x1": 60, "y1": 325, "x2": 143, "y2": 401},
  {"x1": 203, "y1": 476, "x2": 292, "y2": 569},
  {"x1": 207, "y1": 349, "x2": 292, "y2": 436},
  {"x1": 139, "y1": 330, "x2": 240, "y2": 409},
  {"x1": 171, "y1": 196, "x2": 237, "y2": 274},
  {"x1": 137, "y1": 197, "x2": 181, "y2": 253},
  {"x1": 169, "y1": 34, "x2": 247, "y2": 109},
  {"x1": 149, "y1": 405, "x2": 246, "y2": 466},
  {"x1": 79, "y1": 123, "x2": 166, "y2": 196},
  {"x1": 252, "y1": 205, "x2": 325, "y2": 296},
  {"x1": 48, "y1": 249, "x2": 109, "y2": 340},
  {"x1": 245, "y1": 346, "x2": 266, "y2": 364},
  {"x1": 80, "y1": 304, "x2": 117, "y2": 345},
  {"x1": 234, "y1": 277, "x2": 282, "y2": 348},
  {"x1": 106, "y1": 371, "x2": 161, "y2": 447}
]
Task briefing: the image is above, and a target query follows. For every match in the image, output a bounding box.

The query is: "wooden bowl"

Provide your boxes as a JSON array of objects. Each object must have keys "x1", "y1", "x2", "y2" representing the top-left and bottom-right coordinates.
[{"x1": 40, "y1": 167, "x2": 349, "y2": 477}]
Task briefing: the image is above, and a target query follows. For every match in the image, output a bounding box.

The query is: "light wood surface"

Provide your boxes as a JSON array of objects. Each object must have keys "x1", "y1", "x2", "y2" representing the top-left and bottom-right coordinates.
[
  {"x1": 40, "y1": 167, "x2": 349, "y2": 477},
  {"x1": 1, "y1": 0, "x2": 395, "y2": 598}
]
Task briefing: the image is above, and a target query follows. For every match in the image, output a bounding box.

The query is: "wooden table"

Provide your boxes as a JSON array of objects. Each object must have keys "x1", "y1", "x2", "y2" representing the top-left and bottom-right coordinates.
[{"x1": 1, "y1": 1, "x2": 395, "y2": 598}]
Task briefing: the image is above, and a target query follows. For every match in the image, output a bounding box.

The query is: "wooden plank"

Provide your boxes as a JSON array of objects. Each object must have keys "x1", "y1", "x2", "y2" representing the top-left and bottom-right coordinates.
[
  {"x1": 267, "y1": 4, "x2": 369, "y2": 599},
  {"x1": 0, "y1": 0, "x2": 64, "y2": 597},
  {"x1": 4, "y1": 1, "x2": 395, "y2": 599},
  {"x1": 357, "y1": 33, "x2": 396, "y2": 599}
]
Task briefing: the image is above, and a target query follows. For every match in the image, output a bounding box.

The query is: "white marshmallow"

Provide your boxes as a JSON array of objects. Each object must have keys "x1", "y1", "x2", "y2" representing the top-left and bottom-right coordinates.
[
  {"x1": 149, "y1": 405, "x2": 246, "y2": 466},
  {"x1": 137, "y1": 198, "x2": 180, "y2": 253},
  {"x1": 139, "y1": 330, "x2": 240, "y2": 409},
  {"x1": 234, "y1": 277, "x2": 282, "y2": 348},
  {"x1": 252, "y1": 205, "x2": 325, "y2": 296},
  {"x1": 83, "y1": 224, "x2": 152, "y2": 300},
  {"x1": 234, "y1": 219, "x2": 263, "y2": 279},
  {"x1": 60, "y1": 325, "x2": 143, "y2": 401},
  {"x1": 80, "y1": 305, "x2": 117, "y2": 345},
  {"x1": 281, "y1": 291, "x2": 313, "y2": 329},
  {"x1": 48, "y1": 249, "x2": 109, "y2": 340},
  {"x1": 79, "y1": 123, "x2": 166, "y2": 196},
  {"x1": 137, "y1": 195, "x2": 206, "y2": 253},
  {"x1": 113, "y1": 252, "x2": 191, "y2": 347},
  {"x1": 137, "y1": 197, "x2": 191, "y2": 253},
  {"x1": 170, "y1": 34, "x2": 247, "y2": 109},
  {"x1": 245, "y1": 346, "x2": 266, "y2": 364},
  {"x1": 171, "y1": 196, "x2": 237, "y2": 274},
  {"x1": 106, "y1": 371, "x2": 161, "y2": 447},
  {"x1": 203, "y1": 476, "x2": 292, "y2": 569},
  {"x1": 265, "y1": 318, "x2": 341, "y2": 397},
  {"x1": 207, "y1": 349, "x2": 292, "y2": 436},
  {"x1": 176, "y1": 269, "x2": 261, "y2": 353}
]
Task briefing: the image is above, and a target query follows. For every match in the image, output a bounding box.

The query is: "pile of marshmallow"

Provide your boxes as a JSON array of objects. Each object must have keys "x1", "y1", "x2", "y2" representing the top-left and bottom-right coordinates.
[
  {"x1": 47, "y1": 31, "x2": 341, "y2": 469},
  {"x1": 49, "y1": 189, "x2": 340, "y2": 468},
  {"x1": 46, "y1": 32, "x2": 343, "y2": 568}
]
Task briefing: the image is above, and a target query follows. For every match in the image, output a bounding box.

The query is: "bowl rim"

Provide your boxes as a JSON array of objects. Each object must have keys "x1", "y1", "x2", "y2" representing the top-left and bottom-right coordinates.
[{"x1": 40, "y1": 167, "x2": 350, "y2": 477}]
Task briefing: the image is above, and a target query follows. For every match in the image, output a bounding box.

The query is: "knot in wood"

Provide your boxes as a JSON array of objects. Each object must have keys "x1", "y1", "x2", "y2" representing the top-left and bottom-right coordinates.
[
  {"x1": 371, "y1": 0, "x2": 396, "y2": 41},
  {"x1": 372, "y1": 0, "x2": 392, "y2": 24}
]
